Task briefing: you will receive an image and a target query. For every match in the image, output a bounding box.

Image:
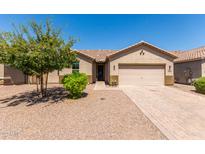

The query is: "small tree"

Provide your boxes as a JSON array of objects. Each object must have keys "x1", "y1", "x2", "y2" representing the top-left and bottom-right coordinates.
[{"x1": 0, "y1": 20, "x2": 77, "y2": 97}]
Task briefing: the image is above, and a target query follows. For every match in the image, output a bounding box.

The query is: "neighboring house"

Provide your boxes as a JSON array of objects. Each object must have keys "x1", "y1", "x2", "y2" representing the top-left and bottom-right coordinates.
[
  {"x1": 0, "y1": 41, "x2": 177, "y2": 86},
  {"x1": 173, "y1": 46, "x2": 205, "y2": 84}
]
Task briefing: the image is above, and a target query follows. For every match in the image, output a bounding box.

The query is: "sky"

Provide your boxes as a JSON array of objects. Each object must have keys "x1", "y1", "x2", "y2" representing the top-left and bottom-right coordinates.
[{"x1": 0, "y1": 14, "x2": 205, "y2": 51}]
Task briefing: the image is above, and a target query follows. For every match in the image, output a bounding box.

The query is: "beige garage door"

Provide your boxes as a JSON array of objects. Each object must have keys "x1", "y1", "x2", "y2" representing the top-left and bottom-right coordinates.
[
  {"x1": 48, "y1": 71, "x2": 59, "y2": 83},
  {"x1": 119, "y1": 65, "x2": 164, "y2": 86}
]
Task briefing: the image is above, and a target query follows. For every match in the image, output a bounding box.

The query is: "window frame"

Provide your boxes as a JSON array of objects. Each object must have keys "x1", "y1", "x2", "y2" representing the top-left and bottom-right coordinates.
[{"x1": 72, "y1": 61, "x2": 80, "y2": 73}]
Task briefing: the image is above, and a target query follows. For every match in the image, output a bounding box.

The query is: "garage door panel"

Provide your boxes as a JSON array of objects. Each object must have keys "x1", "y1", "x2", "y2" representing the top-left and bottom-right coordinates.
[{"x1": 119, "y1": 65, "x2": 164, "y2": 86}]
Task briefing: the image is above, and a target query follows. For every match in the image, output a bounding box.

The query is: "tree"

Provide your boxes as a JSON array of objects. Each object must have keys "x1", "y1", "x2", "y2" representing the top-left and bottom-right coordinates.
[{"x1": 0, "y1": 20, "x2": 77, "y2": 97}]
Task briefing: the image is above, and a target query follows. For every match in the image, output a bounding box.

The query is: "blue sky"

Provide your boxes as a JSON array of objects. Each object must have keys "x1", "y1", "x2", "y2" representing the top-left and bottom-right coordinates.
[{"x1": 0, "y1": 14, "x2": 205, "y2": 51}]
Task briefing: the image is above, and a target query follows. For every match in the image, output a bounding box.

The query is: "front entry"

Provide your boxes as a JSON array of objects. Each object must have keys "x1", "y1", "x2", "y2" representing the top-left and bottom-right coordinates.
[{"x1": 97, "y1": 64, "x2": 105, "y2": 81}]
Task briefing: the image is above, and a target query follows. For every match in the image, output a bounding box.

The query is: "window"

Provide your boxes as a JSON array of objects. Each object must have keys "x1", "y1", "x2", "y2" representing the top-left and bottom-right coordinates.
[{"x1": 72, "y1": 62, "x2": 79, "y2": 73}]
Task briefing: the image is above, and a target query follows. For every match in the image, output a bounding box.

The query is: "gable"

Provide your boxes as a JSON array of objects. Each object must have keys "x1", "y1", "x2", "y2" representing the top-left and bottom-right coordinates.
[
  {"x1": 109, "y1": 43, "x2": 175, "y2": 63},
  {"x1": 108, "y1": 41, "x2": 177, "y2": 61},
  {"x1": 109, "y1": 43, "x2": 175, "y2": 77}
]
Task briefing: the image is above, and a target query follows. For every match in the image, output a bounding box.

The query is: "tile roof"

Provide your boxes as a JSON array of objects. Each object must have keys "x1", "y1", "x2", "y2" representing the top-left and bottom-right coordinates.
[
  {"x1": 77, "y1": 41, "x2": 177, "y2": 63},
  {"x1": 77, "y1": 44, "x2": 205, "y2": 63},
  {"x1": 77, "y1": 49, "x2": 117, "y2": 62},
  {"x1": 171, "y1": 46, "x2": 205, "y2": 63}
]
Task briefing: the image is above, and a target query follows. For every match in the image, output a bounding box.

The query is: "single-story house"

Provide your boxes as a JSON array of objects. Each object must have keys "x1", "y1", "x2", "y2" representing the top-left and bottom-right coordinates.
[
  {"x1": 173, "y1": 46, "x2": 205, "y2": 84},
  {"x1": 0, "y1": 41, "x2": 177, "y2": 86}
]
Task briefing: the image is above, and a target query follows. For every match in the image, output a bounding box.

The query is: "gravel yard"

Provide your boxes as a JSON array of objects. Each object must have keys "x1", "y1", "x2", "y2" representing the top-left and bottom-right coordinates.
[
  {"x1": 173, "y1": 83, "x2": 205, "y2": 97},
  {"x1": 0, "y1": 84, "x2": 166, "y2": 139}
]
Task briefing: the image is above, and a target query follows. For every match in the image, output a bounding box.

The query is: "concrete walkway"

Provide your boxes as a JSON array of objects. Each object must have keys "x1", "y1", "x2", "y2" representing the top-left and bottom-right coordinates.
[
  {"x1": 121, "y1": 85, "x2": 205, "y2": 140},
  {"x1": 94, "y1": 81, "x2": 119, "y2": 90}
]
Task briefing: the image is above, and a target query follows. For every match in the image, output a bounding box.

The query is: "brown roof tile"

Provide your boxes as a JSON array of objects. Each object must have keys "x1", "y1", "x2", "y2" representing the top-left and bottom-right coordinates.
[
  {"x1": 77, "y1": 49, "x2": 117, "y2": 62},
  {"x1": 171, "y1": 46, "x2": 205, "y2": 63},
  {"x1": 77, "y1": 41, "x2": 177, "y2": 63}
]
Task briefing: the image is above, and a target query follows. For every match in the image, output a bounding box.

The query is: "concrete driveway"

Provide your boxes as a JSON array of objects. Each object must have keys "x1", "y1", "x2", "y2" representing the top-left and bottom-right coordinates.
[{"x1": 121, "y1": 85, "x2": 205, "y2": 140}]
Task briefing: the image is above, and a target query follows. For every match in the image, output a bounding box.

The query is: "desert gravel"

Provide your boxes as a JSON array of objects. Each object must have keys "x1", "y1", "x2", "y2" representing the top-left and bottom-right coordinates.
[
  {"x1": 173, "y1": 83, "x2": 205, "y2": 97},
  {"x1": 0, "y1": 84, "x2": 166, "y2": 139}
]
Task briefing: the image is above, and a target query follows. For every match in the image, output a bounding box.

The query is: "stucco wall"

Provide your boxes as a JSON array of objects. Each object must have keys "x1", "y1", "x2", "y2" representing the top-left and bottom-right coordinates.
[
  {"x1": 48, "y1": 70, "x2": 59, "y2": 83},
  {"x1": 104, "y1": 62, "x2": 109, "y2": 84},
  {"x1": 174, "y1": 60, "x2": 202, "y2": 84},
  {"x1": 109, "y1": 45, "x2": 174, "y2": 77},
  {"x1": 59, "y1": 55, "x2": 93, "y2": 75},
  {"x1": 0, "y1": 64, "x2": 4, "y2": 77},
  {"x1": 78, "y1": 55, "x2": 93, "y2": 75},
  {"x1": 59, "y1": 68, "x2": 72, "y2": 76},
  {"x1": 59, "y1": 54, "x2": 93, "y2": 83},
  {"x1": 0, "y1": 64, "x2": 4, "y2": 84},
  {"x1": 4, "y1": 65, "x2": 26, "y2": 84},
  {"x1": 92, "y1": 62, "x2": 97, "y2": 83},
  {"x1": 202, "y1": 59, "x2": 205, "y2": 77}
]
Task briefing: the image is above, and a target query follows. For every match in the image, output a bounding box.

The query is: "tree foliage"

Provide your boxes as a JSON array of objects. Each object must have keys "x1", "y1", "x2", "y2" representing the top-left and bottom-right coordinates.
[{"x1": 0, "y1": 20, "x2": 77, "y2": 96}]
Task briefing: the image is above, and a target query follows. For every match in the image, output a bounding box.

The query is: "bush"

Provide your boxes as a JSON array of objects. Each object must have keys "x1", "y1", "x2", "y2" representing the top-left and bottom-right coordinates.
[
  {"x1": 193, "y1": 77, "x2": 205, "y2": 94},
  {"x1": 62, "y1": 72, "x2": 88, "y2": 99}
]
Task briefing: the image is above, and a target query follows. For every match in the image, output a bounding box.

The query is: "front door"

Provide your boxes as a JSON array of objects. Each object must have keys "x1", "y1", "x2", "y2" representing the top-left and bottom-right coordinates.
[{"x1": 97, "y1": 64, "x2": 104, "y2": 81}]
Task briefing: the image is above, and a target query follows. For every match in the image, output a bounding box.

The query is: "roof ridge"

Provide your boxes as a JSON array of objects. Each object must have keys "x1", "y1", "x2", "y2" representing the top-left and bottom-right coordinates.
[
  {"x1": 77, "y1": 49, "x2": 117, "y2": 51},
  {"x1": 183, "y1": 45, "x2": 205, "y2": 52},
  {"x1": 107, "y1": 41, "x2": 177, "y2": 58},
  {"x1": 174, "y1": 45, "x2": 205, "y2": 63}
]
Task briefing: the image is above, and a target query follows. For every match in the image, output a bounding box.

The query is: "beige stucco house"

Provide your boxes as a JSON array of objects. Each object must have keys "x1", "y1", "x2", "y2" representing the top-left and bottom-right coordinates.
[
  {"x1": 0, "y1": 41, "x2": 177, "y2": 86},
  {"x1": 173, "y1": 46, "x2": 205, "y2": 84}
]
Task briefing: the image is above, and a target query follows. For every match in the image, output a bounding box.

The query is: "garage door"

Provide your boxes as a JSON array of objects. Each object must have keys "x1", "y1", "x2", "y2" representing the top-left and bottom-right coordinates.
[{"x1": 119, "y1": 65, "x2": 164, "y2": 86}]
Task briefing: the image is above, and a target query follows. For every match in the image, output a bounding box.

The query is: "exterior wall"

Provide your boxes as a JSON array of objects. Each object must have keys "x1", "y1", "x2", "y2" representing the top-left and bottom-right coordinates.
[
  {"x1": 202, "y1": 59, "x2": 205, "y2": 77},
  {"x1": 48, "y1": 70, "x2": 59, "y2": 83},
  {"x1": 174, "y1": 60, "x2": 202, "y2": 84},
  {"x1": 107, "y1": 61, "x2": 110, "y2": 84},
  {"x1": 92, "y1": 62, "x2": 97, "y2": 83},
  {"x1": 104, "y1": 62, "x2": 109, "y2": 84},
  {"x1": 29, "y1": 54, "x2": 94, "y2": 84},
  {"x1": 59, "y1": 54, "x2": 93, "y2": 84},
  {"x1": 78, "y1": 55, "x2": 93, "y2": 83},
  {"x1": 77, "y1": 54, "x2": 93, "y2": 75},
  {"x1": 0, "y1": 64, "x2": 4, "y2": 84},
  {"x1": 59, "y1": 68, "x2": 72, "y2": 76},
  {"x1": 0, "y1": 64, "x2": 4, "y2": 77},
  {"x1": 4, "y1": 65, "x2": 26, "y2": 84},
  {"x1": 109, "y1": 45, "x2": 174, "y2": 85}
]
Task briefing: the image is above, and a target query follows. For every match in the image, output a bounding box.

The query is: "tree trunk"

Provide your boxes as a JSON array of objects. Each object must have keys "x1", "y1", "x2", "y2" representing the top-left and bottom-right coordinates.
[
  {"x1": 36, "y1": 76, "x2": 39, "y2": 93},
  {"x1": 44, "y1": 72, "x2": 49, "y2": 96},
  {"x1": 40, "y1": 73, "x2": 44, "y2": 97}
]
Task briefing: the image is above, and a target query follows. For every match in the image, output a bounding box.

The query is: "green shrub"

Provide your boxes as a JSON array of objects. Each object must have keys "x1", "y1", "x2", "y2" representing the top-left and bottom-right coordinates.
[
  {"x1": 62, "y1": 72, "x2": 88, "y2": 99},
  {"x1": 193, "y1": 77, "x2": 205, "y2": 94}
]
